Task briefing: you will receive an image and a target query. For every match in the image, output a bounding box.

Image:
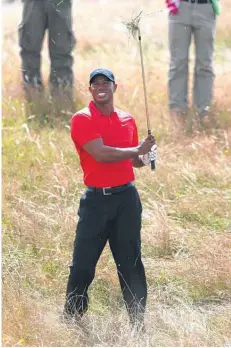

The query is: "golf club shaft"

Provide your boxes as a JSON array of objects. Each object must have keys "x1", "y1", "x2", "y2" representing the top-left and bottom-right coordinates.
[{"x1": 138, "y1": 28, "x2": 155, "y2": 171}]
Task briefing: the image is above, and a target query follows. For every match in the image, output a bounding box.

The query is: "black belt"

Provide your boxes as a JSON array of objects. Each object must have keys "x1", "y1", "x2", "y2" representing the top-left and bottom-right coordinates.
[
  {"x1": 182, "y1": 0, "x2": 210, "y2": 3},
  {"x1": 87, "y1": 182, "x2": 134, "y2": 195}
]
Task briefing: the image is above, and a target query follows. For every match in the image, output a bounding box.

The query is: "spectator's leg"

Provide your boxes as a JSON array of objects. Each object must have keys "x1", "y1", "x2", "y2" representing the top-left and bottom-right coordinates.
[
  {"x1": 168, "y1": 19, "x2": 192, "y2": 113},
  {"x1": 193, "y1": 3, "x2": 216, "y2": 116},
  {"x1": 47, "y1": 0, "x2": 76, "y2": 113},
  {"x1": 18, "y1": 0, "x2": 47, "y2": 92}
]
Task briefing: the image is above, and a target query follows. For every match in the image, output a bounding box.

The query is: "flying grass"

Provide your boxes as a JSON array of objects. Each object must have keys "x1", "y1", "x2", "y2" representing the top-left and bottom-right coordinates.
[{"x1": 122, "y1": 10, "x2": 143, "y2": 40}]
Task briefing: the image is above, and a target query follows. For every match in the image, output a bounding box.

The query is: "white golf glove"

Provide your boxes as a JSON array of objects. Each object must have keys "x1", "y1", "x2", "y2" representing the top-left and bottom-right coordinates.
[{"x1": 139, "y1": 144, "x2": 157, "y2": 166}]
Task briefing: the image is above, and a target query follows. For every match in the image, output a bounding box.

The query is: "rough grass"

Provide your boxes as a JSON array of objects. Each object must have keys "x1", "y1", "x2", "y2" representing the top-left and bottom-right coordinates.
[{"x1": 2, "y1": 0, "x2": 231, "y2": 346}]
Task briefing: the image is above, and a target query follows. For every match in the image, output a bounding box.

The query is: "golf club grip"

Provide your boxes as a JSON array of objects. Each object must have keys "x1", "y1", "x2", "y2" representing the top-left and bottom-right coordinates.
[{"x1": 148, "y1": 130, "x2": 155, "y2": 171}]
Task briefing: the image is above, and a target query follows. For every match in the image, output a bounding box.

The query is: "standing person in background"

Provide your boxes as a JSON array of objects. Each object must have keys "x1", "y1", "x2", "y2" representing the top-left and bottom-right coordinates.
[
  {"x1": 63, "y1": 68, "x2": 156, "y2": 331},
  {"x1": 18, "y1": 0, "x2": 76, "y2": 113},
  {"x1": 167, "y1": 0, "x2": 217, "y2": 127}
]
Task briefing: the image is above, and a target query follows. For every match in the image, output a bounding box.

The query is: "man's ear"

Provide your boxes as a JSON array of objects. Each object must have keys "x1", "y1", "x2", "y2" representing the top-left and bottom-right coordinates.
[{"x1": 113, "y1": 83, "x2": 118, "y2": 93}]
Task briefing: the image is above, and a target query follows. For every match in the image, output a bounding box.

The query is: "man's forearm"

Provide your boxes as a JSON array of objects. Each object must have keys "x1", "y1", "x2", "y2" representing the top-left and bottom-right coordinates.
[
  {"x1": 83, "y1": 135, "x2": 155, "y2": 164},
  {"x1": 95, "y1": 145, "x2": 139, "y2": 162}
]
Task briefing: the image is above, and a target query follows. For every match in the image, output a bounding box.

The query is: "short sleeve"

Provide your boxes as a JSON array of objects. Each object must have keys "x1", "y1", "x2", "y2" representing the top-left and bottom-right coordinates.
[
  {"x1": 71, "y1": 113, "x2": 101, "y2": 147},
  {"x1": 132, "y1": 119, "x2": 139, "y2": 147}
]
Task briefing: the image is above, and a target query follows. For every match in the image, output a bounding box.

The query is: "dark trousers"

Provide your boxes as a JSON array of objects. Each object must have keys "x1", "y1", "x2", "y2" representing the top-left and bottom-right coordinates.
[
  {"x1": 18, "y1": 0, "x2": 76, "y2": 91},
  {"x1": 64, "y1": 185, "x2": 147, "y2": 324}
]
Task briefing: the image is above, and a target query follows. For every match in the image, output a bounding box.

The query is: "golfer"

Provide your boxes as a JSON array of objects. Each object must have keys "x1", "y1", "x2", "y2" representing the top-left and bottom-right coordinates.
[{"x1": 64, "y1": 68, "x2": 156, "y2": 329}]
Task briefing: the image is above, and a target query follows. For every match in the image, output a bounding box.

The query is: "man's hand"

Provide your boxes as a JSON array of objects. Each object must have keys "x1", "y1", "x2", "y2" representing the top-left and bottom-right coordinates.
[
  {"x1": 137, "y1": 134, "x2": 156, "y2": 155},
  {"x1": 139, "y1": 144, "x2": 157, "y2": 165}
]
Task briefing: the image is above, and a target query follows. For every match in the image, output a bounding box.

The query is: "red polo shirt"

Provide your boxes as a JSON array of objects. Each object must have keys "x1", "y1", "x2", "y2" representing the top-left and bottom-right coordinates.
[{"x1": 71, "y1": 101, "x2": 139, "y2": 187}]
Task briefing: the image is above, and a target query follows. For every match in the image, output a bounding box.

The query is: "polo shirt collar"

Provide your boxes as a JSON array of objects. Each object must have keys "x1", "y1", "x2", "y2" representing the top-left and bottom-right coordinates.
[{"x1": 89, "y1": 101, "x2": 117, "y2": 117}]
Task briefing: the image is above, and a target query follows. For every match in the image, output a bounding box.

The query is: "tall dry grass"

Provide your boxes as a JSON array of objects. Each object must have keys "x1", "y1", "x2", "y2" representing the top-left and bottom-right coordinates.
[{"x1": 2, "y1": 0, "x2": 231, "y2": 346}]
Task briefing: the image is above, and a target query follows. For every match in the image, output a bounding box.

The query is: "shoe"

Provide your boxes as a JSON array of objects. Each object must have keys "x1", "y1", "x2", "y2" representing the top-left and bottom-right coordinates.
[
  {"x1": 197, "y1": 107, "x2": 212, "y2": 130},
  {"x1": 170, "y1": 108, "x2": 188, "y2": 135},
  {"x1": 61, "y1": 309, "x2": 83, "y2": 325},
  {"x1": 130, "y1": 320, "x2": 146, "y2": 336},
  {"x1": 129, "y1": 312, "x2": 146, "y2": 335}
]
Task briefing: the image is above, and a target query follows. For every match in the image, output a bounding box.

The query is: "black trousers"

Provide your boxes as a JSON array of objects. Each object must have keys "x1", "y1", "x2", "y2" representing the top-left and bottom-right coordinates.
[{"x1": 64, "y1": 185, "x2": 147, "y2": 324}]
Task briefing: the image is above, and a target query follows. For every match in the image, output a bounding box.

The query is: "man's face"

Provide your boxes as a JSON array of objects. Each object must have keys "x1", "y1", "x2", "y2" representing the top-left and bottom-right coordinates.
[{"x1": 89, "y1": 75, "x2": 117, "y2": 104}]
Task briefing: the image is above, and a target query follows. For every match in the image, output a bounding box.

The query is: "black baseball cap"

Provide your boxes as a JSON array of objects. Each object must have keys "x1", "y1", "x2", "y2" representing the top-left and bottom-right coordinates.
[{"x1": 89, "y1": 68, "x2": 115, "y2": 84}]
